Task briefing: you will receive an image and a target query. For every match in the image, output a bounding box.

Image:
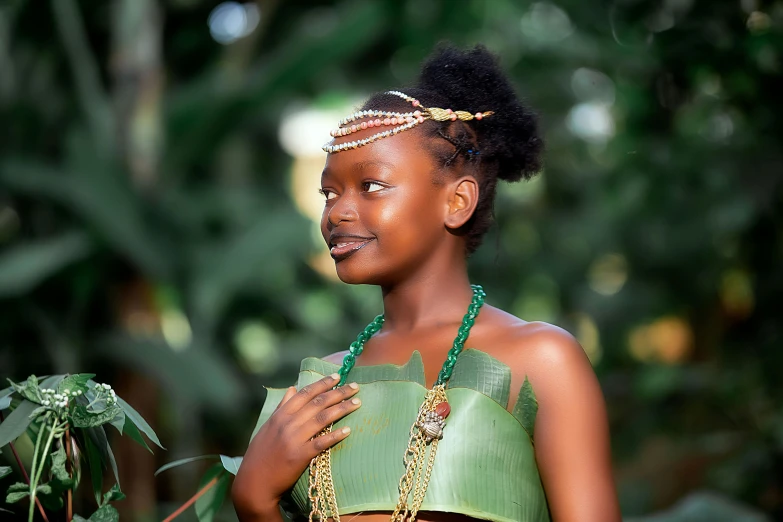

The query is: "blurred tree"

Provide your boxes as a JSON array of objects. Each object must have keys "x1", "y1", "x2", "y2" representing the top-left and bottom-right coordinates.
[{"x1": 0, "y1": 0, "x2": 780, "y2": 520}]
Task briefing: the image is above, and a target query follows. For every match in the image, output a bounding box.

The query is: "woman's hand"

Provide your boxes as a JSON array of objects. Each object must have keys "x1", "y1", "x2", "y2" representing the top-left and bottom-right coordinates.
[{"x1": 232, "y1": 373, "x2": 361, "y2": 520}]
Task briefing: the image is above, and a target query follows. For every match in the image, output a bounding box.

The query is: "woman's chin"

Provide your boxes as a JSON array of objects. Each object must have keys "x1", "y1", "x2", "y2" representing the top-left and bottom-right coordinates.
[
  {"x1": 334, "y1": 263, "x2": 386, "y2": 286},
  {"x1": 334, "y1": 268, "x2": 374, "y2": 286}
]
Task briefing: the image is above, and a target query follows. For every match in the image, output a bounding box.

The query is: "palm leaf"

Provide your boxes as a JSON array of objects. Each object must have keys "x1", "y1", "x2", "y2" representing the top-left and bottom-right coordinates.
[
  {"x1": 0, "y1": 159, "x2": 171, "y2": 279},
  {"x1": 0, "y1": 232, "x2": 92, "y2": 298}
]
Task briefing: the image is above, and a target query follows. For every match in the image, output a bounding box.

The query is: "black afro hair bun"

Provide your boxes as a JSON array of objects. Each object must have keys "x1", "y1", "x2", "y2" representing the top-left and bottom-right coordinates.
[{"x1": 415, "y1": 44, "x2": 543, "y2": 182}]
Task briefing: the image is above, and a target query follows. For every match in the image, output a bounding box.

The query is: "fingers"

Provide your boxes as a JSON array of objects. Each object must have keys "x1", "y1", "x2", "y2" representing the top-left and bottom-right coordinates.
[
  {"x1": 298, "y1": 382, "x2": 360, "y2": 419},
  {"x1": 280, "y1": 373, "x2": 341, "y2": 412},
  {"x1": 305, "y1": 394, "x2": 362, "y2": 432},
  {"x1": 307, "y1": 425, "x2": 352, "y2": 455},
  {"x1": 275, "y1": 387, "x2": 297, "y2": 412}
]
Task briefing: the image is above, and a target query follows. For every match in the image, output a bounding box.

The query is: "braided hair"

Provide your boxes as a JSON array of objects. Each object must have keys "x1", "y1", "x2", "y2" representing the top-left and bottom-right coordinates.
[{"x1": 361, "y1": 44, "x2": 543, "y2": 254}]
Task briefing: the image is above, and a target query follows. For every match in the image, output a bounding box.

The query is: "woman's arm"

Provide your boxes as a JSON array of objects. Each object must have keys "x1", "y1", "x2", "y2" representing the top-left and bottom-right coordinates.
[{"x1": 508, "y1": 324, "x2": 621, "y2": 522}]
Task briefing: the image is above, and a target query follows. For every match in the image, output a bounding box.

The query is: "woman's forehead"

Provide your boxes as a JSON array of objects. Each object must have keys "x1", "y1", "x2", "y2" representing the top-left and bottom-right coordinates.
[{"x1": 323, "y1": 131, "x2": 432, "y2": 177}]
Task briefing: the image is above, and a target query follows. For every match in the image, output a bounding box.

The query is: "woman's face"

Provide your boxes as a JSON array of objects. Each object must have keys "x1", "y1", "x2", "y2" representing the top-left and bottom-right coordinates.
[{"x1": 319, "y1": 127, "x2": 453, "y2": 286}]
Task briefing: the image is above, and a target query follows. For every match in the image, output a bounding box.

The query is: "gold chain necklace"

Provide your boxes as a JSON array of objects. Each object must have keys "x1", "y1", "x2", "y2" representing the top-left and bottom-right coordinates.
[{"x1": 308, "y1": 285, "x2": 486, "y2": 521}]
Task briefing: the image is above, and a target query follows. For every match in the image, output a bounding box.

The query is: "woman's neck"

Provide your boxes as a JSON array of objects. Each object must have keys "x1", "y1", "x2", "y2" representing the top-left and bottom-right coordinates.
[{"x1": 380, "y1": 266, "x2": 473, "y2": 332}]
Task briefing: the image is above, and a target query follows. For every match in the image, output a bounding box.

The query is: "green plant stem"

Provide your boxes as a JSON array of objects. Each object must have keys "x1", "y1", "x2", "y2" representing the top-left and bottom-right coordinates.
[
  {"x1": 29, "y1": 414, "x2": 58, "y2": 522},
  {"x1": 28, "y1": 412, "x2": 50, "y2": 522},
  {"x1": 85, "y1": 391, "x2": 104, "y2": 409},
  {"x1": 0, "y1": 410, "x2": 50, "y2": 522}
]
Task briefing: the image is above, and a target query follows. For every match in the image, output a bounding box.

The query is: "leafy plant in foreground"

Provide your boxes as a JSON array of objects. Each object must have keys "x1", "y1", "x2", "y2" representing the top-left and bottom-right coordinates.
[
  {"x1": 156, "y1": 454, "x2": 243, "y2": 522},
  {"x1": 0, "y1": 374, "x2": 162, "y2": 522}
]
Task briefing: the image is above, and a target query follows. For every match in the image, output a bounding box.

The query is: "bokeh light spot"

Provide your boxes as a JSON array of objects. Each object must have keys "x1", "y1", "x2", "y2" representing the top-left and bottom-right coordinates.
[
  {"x1": 628, "y1": 317, "x2": 693, "y2": 364},
  {"x1": 208, "y1": 2, "x2": 260, "y2": 45},
  {"x1": 747, "y1": 11, "x2": 772, "y2": 34},
  {"x1": 567, "y1": 102, "x2": 615, "y2": 143},
  {"x1": 235, "y1": 322, "x2": 280, "y2": 374},
  {"x1": 161, "y1": 308, "x2": 192, "y2": 351},
  {"x1": 588, "y1": 253, "x2": 628, "y2": 296},
  {"x1": 520, "y1": 2, "x2": 574, "y2": 44},
  {"x1": 571, "y1": 68, "x2": 615, "y2": 105},
  {"x1": 700, "y1": 112, "x2": 734, "y2": 142},
  {"x1": 574, "y1": 313, "x2": 602, "y2": 364}
]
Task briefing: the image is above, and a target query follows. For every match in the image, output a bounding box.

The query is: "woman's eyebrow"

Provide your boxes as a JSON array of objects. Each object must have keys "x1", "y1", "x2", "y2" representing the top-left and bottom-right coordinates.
[
  {"x1": 354, "y1": 160, "x2": 395, "y2": 172},
  {"x1": 322, "y1": 160, "x2": 395, "y2": 180}
]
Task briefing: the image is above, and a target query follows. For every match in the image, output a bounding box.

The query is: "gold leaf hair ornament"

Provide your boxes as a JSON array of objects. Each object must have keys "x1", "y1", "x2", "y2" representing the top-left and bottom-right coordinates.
[{"x1": 322, "y1": 91, "x2": 494, "y2": 154}]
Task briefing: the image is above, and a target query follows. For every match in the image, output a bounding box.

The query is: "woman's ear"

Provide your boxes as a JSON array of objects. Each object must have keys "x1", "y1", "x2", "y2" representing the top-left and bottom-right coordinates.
[{"x1": 444, "y1": 176, "x2": 479, "y2": 230}]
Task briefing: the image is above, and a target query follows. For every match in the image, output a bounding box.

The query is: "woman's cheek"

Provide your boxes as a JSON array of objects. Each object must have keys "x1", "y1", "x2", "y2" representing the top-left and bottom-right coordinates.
[
  {"x1": 320, "y1": 213, "x2": 330, "y2": 242},
  {"x1": 376, "y1": 202, "x2": 403, "y2": 228}
]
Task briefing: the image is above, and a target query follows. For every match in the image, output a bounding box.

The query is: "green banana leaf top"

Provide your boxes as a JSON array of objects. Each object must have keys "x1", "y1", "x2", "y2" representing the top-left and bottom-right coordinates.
[{"x1": 252, "y1": 349, "x2": 551, "y2": 522}]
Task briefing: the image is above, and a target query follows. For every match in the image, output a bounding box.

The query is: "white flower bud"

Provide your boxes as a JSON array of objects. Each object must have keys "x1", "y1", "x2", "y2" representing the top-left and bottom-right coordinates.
[
  {"x1": 76, "y1": 390, "x2": 83, "y2": 395},
  {"x1": 54, "y1": 394, "x2": 62, "y2": 400},
  {"x1": 63, "y1": 389, "x2": 70, "y2": 395},
  {"x1": 43, "y1": 400, "x2": 50, "y2": 406}
]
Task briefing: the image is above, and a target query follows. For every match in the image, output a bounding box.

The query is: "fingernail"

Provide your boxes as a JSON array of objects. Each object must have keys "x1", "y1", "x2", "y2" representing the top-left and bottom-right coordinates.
[
  {"x1": 348, "y1": 382, "x2": 359, "y2": 389},
  {"x1": 342, "y1": 427, "x2": 351, "y2": 434},
  {"x1": 330, "y1": 373, "x2": 340, "y2": 381},
  {"x1": 351, "y1": 398, "x2": 361, "y2": 405}
]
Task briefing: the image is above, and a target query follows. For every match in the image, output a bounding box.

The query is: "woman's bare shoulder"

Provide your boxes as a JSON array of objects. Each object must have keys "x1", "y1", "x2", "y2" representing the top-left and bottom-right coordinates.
[
  {"x1": 476, "y1": 311, "x2": 619, "y2": 520},
  {"x1": 473, "y1": 306, "x2": 593, "y2": 393}
]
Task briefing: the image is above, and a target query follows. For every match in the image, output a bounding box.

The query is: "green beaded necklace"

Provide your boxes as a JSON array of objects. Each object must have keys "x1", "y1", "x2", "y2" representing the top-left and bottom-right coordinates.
[
  {"x1": 337, "y1": 284, "x2": 486, "y2": 386},
  {"x1": 309, "y1": 284, "x2": 487, "y2": 522}
]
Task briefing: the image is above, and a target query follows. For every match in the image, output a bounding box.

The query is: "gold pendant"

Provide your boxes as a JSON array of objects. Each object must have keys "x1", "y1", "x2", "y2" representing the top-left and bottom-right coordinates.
[{"x1": 390, "y1": 385, "x2": 450, "y2": 522}]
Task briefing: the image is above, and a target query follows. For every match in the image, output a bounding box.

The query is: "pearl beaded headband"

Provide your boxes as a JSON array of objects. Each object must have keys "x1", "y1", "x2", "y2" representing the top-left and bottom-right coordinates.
[{"x1": 322, "y1": 90, "x2": 494, "y2": 154}]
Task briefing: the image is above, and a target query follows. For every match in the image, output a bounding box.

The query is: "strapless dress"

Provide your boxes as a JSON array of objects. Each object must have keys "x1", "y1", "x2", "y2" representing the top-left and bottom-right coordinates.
[{"x1": 252, "y1": 349, "x2": 551, "y2": 522}]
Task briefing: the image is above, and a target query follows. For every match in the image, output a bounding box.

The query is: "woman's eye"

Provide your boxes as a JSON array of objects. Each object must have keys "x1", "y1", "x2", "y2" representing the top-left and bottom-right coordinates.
[
  {"x1": 363, "y1": 182, "x2": 384, "y2": 193},
  {"x1": 320, "y1": 189, "x2": 337, "y2": 200}
]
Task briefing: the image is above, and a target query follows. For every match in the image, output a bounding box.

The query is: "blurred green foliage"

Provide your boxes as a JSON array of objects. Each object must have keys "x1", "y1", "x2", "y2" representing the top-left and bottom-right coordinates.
[{"x1": 0, "y1": 0, "x2": 781, "y2": 520}]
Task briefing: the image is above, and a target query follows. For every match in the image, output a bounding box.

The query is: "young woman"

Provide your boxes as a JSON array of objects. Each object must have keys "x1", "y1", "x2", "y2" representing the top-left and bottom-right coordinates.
[{"x1": 232, "y1": 45, "x2": 621, "y2": 522}]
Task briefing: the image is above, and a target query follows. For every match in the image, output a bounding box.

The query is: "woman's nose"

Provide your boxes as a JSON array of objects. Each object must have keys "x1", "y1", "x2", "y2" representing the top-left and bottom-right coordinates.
[{"x1": 327, "y1": 193, "x2": 358, "y2": 227}]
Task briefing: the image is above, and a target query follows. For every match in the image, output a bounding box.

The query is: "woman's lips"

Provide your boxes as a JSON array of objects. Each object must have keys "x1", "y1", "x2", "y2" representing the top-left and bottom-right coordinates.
[{"x1": 330, "y1": 238, "x2": 373, "y2": 261}]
